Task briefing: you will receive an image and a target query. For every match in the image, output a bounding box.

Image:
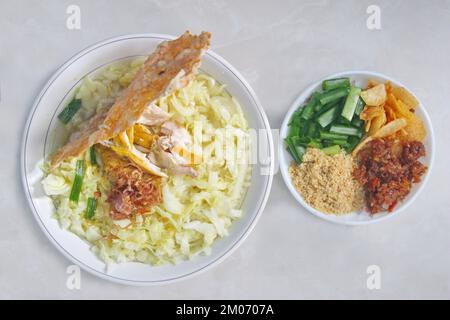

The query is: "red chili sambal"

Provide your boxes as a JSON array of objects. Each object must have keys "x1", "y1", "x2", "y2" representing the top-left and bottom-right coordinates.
[{"x1": 353, "y1": 138, "x2": 427, "y2": 214}]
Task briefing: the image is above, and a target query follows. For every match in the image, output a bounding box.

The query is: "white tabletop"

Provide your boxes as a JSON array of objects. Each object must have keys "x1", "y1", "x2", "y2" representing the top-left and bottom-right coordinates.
[{"x1": 1, "y1": 0, "x2": 449, "y2": 299}]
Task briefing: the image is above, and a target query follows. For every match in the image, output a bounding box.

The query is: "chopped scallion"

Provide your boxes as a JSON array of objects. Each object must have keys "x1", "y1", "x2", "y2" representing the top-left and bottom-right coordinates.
[
  {"x1": 69, "y1": 160, "x2": 85, "y2": 202},
  {"x1": 85, "y1": 197, "x2": 97, "y2": 220},
  {"x1": 58, "y1": 98, "x2": 82, "y2": 124}
]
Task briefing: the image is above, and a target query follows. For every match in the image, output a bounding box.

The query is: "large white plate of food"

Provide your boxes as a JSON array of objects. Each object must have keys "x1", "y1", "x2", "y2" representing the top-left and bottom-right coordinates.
[
  {"x1": 280, "y1": 71, "x2": 434, "y2": 225},
  {"x1": 22, "y1": 32, "x2": 273, "y2": 284}
]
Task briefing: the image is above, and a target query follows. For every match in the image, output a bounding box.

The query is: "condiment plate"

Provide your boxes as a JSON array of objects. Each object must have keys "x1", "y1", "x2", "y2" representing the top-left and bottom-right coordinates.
[{"x1": 279, "y1": 71, "x2": 434, "y2": 225}]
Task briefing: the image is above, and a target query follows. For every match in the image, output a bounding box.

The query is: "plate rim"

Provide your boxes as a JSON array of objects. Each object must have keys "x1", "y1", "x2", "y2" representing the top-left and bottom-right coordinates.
[
  {"x1": 21, "y1": 33, "x2": 274, "y2": 286},
  {"x1": 279, "y1": 70, "x2": 435, "y2": 226}
]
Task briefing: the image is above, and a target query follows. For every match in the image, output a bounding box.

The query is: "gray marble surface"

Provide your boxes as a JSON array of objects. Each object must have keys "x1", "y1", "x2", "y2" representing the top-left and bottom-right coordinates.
[{"x1": 1, "y1": 0, "x2": 450, "y2": 299}]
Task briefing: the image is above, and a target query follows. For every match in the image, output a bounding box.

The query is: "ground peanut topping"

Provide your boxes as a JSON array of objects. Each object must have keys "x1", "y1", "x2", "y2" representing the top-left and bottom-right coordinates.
[{"x1": 289, "y1": 148, "x2": 363, "y2": 215}]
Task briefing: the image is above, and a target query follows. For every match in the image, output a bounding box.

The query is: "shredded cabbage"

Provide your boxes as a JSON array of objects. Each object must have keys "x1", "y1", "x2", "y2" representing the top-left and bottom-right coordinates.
[{"x1": 43, "y1": 59, "x2": 251, "y2": 266}]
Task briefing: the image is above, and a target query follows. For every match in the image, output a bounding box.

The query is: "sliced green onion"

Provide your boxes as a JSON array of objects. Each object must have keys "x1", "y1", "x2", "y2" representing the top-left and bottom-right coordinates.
[
  {"x1": 315, "y1": 99, "x2": 340, "y2": 114},
  {"x1": 317, "y1": 106, "x2": 338, "y2": 128},
  {"x1": 319, "y1": 87, "x2": 349, "y2": 105},
  {"x1": 85, "y1": 197, "x2": 97, "y2": 220},
  {"x1": 295, "y1": 145, "x2": 306, "y2": 160},
  {"x1": 288, "y1": 125, "x2": 300, "y2": 138},
  {"x1": 286, "y1": 78, "x2": 365, "y2": 161},
  {"x1": 320, "y1": 131, "x2": 348, "y2": 140},
  {"x1": 58, "y1": 98, "x2": 82, "y2": 124},
  {"x1": 308, "y1": 139, "x2": 322, "y2": 148},
  {"x1": 89, "y1": 145, "x2": 97, "y2": 166},
  {"x1": 288, "y1": 109, "x2": 302, "y2": 125},
  {"x1": 69, "y1": 160, "x2": 85, "y2": 202},
  {"x1": 321, "y1": 145, "x2": 341, "y2": 155},
  {"x1": 285, "y1": 137, "x2": 301, "y2": 163},
  {"x1": 351, "y1": 116, "x2": 364, "y2": 129},
  {"x1": 301, "y1": 93, "x2": 319, "y2": 120},
  {"x1": 341, "y1": 86, "x2": 362, "y2": 122},
  {"x1": 324, "y1": 138, "x2": 348, "y2": 146},
  {"x1": 322, "y1": 78, "x2": 350, "y2": 91},
  {"x1": 306, "y1": 121, "x2": 318, "y2": 138},
  {"x1": 291, "y1": 136, "x2": 310, "y2": 146},
  {"x1": 345, "y1": 136, "x2": 360, "y2": 152},
  {"x1": 330, "y1": 124, "x2": 362, "y2": 137},
  {"x1": 354, "y1": 98, "x2": 365, "y2": 116}
]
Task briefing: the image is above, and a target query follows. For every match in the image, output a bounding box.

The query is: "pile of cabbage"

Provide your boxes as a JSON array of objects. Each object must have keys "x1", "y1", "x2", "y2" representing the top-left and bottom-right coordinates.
[{"x1": 42, "y1": 59, "x2": 251, "y2": 265}]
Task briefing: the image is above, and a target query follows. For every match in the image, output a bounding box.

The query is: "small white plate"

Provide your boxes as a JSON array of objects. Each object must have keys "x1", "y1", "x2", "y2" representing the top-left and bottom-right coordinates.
[
  {"x1": 21, "y1": 34, "x2": 274, "y2": 285},
  {"x1": 279, "y1": 71, "x2": 434, "y2": 225}
]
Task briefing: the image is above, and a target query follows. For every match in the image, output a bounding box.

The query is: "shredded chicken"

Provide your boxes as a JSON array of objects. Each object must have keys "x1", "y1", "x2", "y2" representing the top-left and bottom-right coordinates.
[
  {"x1": 147, "y1": 121, "x2": 199, "y2": 177},
  {"x1": 137, "y1": 104, "x2": 171, "y2": 126},
  {"x1": 149, "y1": 137, "x2": 198, "y2": 177},
  {"x1": 161, "y1": 121, "x2": 191, "y2": 148}
]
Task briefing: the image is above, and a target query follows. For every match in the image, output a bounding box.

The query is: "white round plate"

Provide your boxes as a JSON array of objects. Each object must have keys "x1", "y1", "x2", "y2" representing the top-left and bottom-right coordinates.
[
  {"x1": 21, "y1": 34, "x2": 274, "y2": 285},
  {"x1": 279, "y1": 71, "x2": 434, "y2": 226}
]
